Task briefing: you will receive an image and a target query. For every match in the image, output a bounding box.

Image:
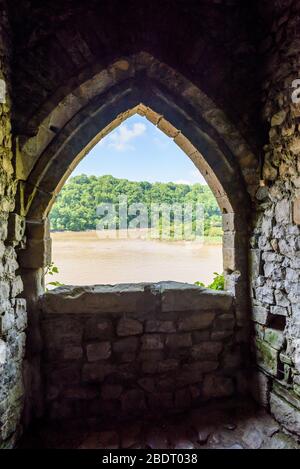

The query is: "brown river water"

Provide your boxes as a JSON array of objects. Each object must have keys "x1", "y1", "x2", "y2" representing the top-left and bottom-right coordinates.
[{"x1": 49, "y1": 231, "x2": 222, "y2": 286}]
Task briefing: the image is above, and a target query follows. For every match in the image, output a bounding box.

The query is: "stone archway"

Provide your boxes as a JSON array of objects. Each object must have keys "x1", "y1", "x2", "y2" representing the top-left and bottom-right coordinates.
[
  {"x1": 16, "y1": 53, "x2": 254, "y2": 292},
  {"x1": 15, "y1": 53, "x2": 255, "y2": 425}
]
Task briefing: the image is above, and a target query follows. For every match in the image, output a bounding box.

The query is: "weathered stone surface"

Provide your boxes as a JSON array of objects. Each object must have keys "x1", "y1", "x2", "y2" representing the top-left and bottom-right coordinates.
[
  {"x1": 0, "y1": 339, "x2": 6, "y2": 365},
  {"x1": 40, "y1": 284, "x2": 157, "y2": 314},
  {"x1": 117, "y1": 318, "x2": 143, "y2": 336},
  {"x1": 165, "y1": 333, "x2": 192, "y2": 349},
  {"x1": 86, "y1": 342, "x2": 111, "y2": 361},
  {"x1": 264, "y1": 328, "x2": 285, "y2": 350},
  {"x1": 113, "y1": 337, "x2": 139, "y2": 353},
  {"x1": 214, "y1": 314, "x2": 235, "y2": 331},
  {"x1": 82, "y1": 363, "x2": 114, "y2": 382},
  {"x1": 255, "y1": 339, "x2": 278, "y2": 376},
  {"x1": 85, "y1": 319, "x2": 113, "y2": 340},
  {"x1": 191, "y1": 342, "x2": 223, "y2": 360},
  {"x1": 141, "y1": 334, "x2": 164, "y2": 350},
  {"x1": 145, "y1": 319, "x2": 176, "y2": 333},
  {"x1": 3, "y1": 3, "x2": 300, "y2": 443},
  {"x1": 252, "y1": 304, "x2": 270, "y2": 324},
  {"x1": 39, "y1": 281, "x2": 239, "y2": 423},
  {"x1": 160, "y1": 282, "x2": 233, "y2": 312},
  {"x1": 63, "y1": 345, "x2": 83, "y2": 360},
  {"x1": 178, "y1": 312, "x2": 215, "y2": 331},
  {"x1": 270, "y1": 392, "x2": 300, "y2": 435},
  {"x1": 250, "y1": 370, "x2": 270, "y2": 407},
  {"x1": 293, "y1": 197, "x2": 300, "y2": 225}
]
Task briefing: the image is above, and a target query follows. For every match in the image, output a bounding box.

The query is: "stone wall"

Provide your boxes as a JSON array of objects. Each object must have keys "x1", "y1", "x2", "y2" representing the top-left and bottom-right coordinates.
[
  {"x1": 250, "y1": 1, "x2": 300, "y2": 436},
  {"x1": 39, "y1": 283, "x2": 240, "y2": 422},
  {"x1": 0, "y1": 0, "x2": 27, "y2": 449}
]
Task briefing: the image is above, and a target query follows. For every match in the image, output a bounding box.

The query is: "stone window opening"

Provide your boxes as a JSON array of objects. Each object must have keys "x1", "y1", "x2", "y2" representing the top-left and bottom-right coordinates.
[{"x1": 18, "y1": 102, "x2": 248, "y2": 300}]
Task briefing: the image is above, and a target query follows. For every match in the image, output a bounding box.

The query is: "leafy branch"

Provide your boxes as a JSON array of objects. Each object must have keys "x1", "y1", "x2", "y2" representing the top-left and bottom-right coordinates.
[{"x1": 195, "y1": 272, "x2": 224, "y2": 291}]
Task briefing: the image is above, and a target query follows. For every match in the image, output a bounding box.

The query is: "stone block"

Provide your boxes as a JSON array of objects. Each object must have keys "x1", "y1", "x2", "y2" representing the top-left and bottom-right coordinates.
[
  {"x1": 0, "y1": 339, "x2": 6, "y2": 365},
  {"x1": 275, "y1": 198, "x2": 291, "y2": 224},
  {"x1": 14, "y1": 299, "x2": 27, "y2": 331},
  {"x1": 6, "y1": 213, "x2": 25, "y2": 244},
  {"x1": 274, "y1": 290, "x2": 289, "y2": 307},
  {"x1": 270, "y1": 305, "x2": 288, "y2": 316},
  {"x1": 141, "y1": 334, "x2": 164, "y2": 350},
  {"x1": 63, "y1": 345, "x2": 83, "y2": 360},
  {"x1": 157, "y1": 359, "x2": 179, "y2": 373},
  {"x1": 85, "y1": 319, "x2": 113, "y2": 340},
  {"x1": 82, "y1": 363, "x2": 114, "y2": 383},
  {"x1": 255, "y1": 286, "x2": 274, "y2": 305},
  {"x1": 0, "y1": 307, "x2": 15, "y2": 335},
  {"x1": 192, "y1": 330, "x2": 210, "y2": 343},
  {"x1": 42, "y1": 317, "x2": 83, "y2": 346},
  {"x1": 251, "y1": 304, "x2": 270, "y2": 324},
  {"x1": 86, "y1": 342, "x2": 111, "y2": 361},
  {"x1": 264, "y1": 328, "x2": 285, "y2": 351},
  {"x1": 145, "y1": 320, "x2": 176, "y2": 333},
  {"x1": 165, "y1": 333, "x2": 192, "y2": 348},
  {"x1": 250, "y1": 370, "x2": 270, "y2": 407},
  {"x1": 113, "y1": 337, "x2": 139, "y2": 353},
  {"x1": 191, "y1": 342, "x2": 223, "y2": 360},
  {"x1": 40, "y1": 284, "x2": 157, "y2": 314},
  {"x1": 159, "y1": 282, "x2": 233, "y2": 312},
  {"x1": 211, "y1": 330, "x2": 233, "y2": 340},
  {"x1": 249, "y1": 249, "x2": 262, "y2": 279},
  {"x1": 139, "y1": 350, "x2": 164, "y2": 362},
  {"x1": 270, "y1": 392, "x2": 300, "y2": 435},
  {"x1": 255, "y1": 338, "x2": 279, "y2": 376},
  {"x1": 117, "y1": 318, "x2": 143, "y2": 336},
  {"x1": 116, "y1": 352, "x2": 136, "y2": 363},
  {"x1": 182, "y1": 361, "x2": 218, "y2": 374},
  {"x1": 293, "y1": 197, "x2": 300, "y2": 225},
  {"x1": 178, "y1": 312, "x2": 215, "y2": 331},
  {"x1": 18, "y1": 237, "x2": 51, "y2": 269},
  {"x1": 0, "y1": 280, "x2": 10, "y2": 301},
  {"x1": 214, "y1": 313, "x2": 235, "y2": 330}
]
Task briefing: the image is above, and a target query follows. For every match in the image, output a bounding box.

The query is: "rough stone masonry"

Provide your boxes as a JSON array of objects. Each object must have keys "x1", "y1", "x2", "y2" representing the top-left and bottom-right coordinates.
[
  {"x1": 0, "y1": 0, "x2": 300, "y2": 448},
  {"x1": 39, "y1": 283, "x2": 239, "y2": 421},
  {"x1": 0, "y1": 0, "x2": 27, "y2": 449}
]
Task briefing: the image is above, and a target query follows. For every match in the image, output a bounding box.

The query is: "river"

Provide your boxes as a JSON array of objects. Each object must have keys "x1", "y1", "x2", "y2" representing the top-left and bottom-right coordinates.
[{"x1": 49, "y1": 231, "x2": 223, "y2": 286}]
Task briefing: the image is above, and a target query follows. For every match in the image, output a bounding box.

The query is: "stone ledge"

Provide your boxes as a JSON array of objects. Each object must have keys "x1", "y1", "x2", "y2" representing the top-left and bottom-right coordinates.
[
  {"x1": 159, "y1": 282, "x2": 234, "y2": 312},
  {"x1": 39, "y1": 283, "x2": 157, "y2": 314},
  {"x1": 39, "y1": 282, "x2": 234, "y2": 315}
]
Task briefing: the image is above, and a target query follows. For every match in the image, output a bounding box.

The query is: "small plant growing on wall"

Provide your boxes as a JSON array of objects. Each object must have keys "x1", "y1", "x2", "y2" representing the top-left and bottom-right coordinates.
[
  {"x1": 195, "y1": 272, "x2": 224, "y2": 291},
  {"x1": 44, "y1": 261, "x2": 64, "y2": 291}
]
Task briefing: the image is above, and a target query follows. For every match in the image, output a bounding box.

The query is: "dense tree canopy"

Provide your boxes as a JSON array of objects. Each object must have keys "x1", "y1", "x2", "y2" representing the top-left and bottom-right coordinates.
[{"x1": 49, "y1": 175, "x2": 222, "y2": 237}]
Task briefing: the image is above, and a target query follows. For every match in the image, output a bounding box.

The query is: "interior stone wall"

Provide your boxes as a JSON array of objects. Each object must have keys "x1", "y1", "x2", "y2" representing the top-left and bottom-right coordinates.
[
  {"x1": 0, "y1": 0, "x2": 27, "y2": 449},
  {"x1": 0, "y1": 0, "x2": 299, "y2": 446},
  {"x1": 250, "y1": 2, "x2": 300, "y2": 436},
  {"x1": 39, "y1": 283, "x2": 241, "y2": 422}
]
